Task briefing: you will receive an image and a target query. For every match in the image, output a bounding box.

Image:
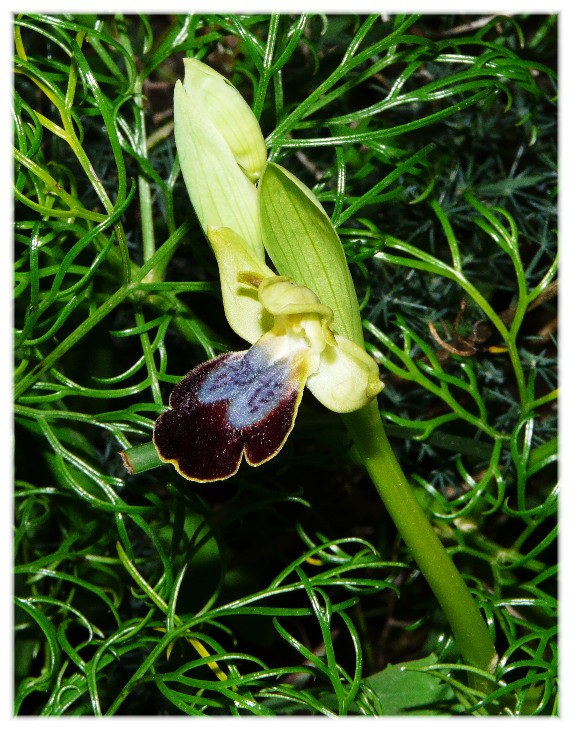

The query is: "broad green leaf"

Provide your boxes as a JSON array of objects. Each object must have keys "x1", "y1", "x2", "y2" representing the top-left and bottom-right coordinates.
[{"x1": 364, "y1": 655, "x2": 457, "y2": 715}]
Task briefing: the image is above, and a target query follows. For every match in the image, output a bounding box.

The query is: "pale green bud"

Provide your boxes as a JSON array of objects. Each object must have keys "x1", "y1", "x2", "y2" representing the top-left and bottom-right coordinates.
[
  {"x1": 174, "y1": 58, "x2": 267, "y2": 259},
  {"x1": 181, "y1": 59, "x2": 266, "y2": 181}
]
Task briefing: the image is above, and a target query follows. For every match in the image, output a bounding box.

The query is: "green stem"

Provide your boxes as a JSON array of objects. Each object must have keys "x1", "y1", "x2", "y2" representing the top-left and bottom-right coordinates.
[
  {"x1": 341, "y1": 401, "x2": 498, "y2": 677},
  {"x1": 120, "y1": 441, "x2": 163, "y2": 475},
  {"x1": 134, "y1": 84, "x2": 157, "y2": 269}
]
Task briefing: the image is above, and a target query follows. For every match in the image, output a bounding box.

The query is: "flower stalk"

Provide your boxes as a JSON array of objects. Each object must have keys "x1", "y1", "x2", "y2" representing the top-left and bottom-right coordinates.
[{"x1": 342, "y1": 402, "x2": 498, "y2": 677}]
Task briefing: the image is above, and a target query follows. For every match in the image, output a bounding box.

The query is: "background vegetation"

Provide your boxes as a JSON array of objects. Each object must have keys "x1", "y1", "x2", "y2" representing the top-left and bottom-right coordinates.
[{"x1": 13, "y1": 13, "x2": 557, "y2": 716}]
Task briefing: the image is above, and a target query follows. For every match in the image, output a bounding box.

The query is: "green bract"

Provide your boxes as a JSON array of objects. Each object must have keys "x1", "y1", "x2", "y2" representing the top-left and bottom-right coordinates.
[{"x1": 259, "y1": 162, "x2": 364, "y2": 346}]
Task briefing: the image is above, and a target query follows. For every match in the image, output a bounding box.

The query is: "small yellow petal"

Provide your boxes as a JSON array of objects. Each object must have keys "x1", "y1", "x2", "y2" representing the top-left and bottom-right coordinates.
[
  {"x1": 258, "y1": 277, "x2": 333, "y2": 322},
  {"x1": 207, "y1": 226, "x2": 275, "y2": 344}
]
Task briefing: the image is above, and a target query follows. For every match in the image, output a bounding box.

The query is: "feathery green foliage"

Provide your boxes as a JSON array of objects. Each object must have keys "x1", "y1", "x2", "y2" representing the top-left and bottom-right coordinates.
[{"x1": 14, "y1": 14, "x2": 557, "y2": 715}]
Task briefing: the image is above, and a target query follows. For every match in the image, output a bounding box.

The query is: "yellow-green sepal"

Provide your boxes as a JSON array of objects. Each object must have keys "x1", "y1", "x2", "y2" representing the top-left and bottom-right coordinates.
[{"x1": 259, "y1": 162, "x2": 363, "y2": 346}]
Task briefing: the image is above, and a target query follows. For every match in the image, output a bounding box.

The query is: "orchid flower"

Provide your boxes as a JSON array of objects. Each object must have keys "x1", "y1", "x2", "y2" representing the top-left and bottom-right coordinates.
[{"x1": 153, "y1": 59, "x2": 382, "y2": 482}]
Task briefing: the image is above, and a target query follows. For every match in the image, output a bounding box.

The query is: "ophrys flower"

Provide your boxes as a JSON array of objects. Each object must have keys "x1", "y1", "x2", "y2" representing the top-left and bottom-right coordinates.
[{"x1": 153, "y1": 60, "x2": 382, "y2": 482}]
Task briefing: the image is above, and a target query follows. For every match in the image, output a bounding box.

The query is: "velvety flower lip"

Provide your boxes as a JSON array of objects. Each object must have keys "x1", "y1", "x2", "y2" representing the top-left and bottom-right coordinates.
[{"x1": 153, "y1": 332, "x2": 311, "y2": 482}]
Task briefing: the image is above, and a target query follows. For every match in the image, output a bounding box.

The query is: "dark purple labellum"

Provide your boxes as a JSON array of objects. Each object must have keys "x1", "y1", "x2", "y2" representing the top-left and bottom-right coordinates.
[{"x1": 153, "y1": 343, "x2": 309, "y2": 482}]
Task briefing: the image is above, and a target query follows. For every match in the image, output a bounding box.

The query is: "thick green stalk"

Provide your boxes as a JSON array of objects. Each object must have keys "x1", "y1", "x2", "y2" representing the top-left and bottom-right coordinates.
[{"x1": 342, "y1": 401, "x2": 498, "y2": 676}]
